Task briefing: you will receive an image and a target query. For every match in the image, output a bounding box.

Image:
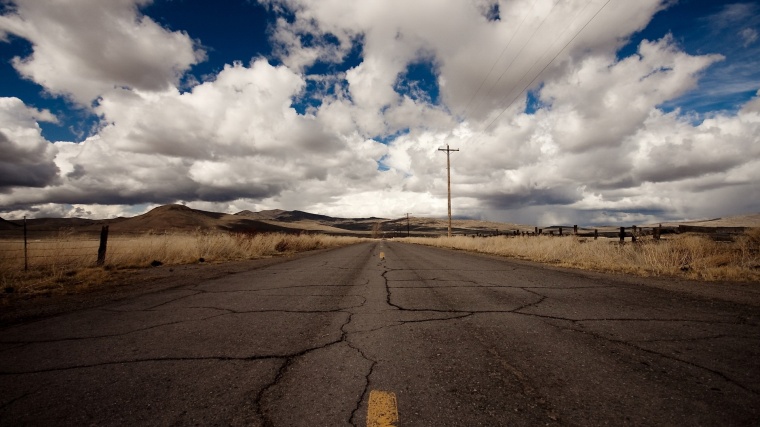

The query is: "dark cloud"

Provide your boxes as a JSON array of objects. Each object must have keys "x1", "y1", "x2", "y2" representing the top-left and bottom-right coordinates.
[
  {"x1": 483, "y1": 187, "x2": 582, "y2": 210},
  {"x1": 0, "y1": 131, "x2": 59, "y2": 190}
]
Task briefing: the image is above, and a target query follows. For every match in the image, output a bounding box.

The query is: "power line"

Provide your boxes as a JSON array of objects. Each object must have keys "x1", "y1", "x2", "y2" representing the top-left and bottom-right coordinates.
[
  {"x1": 460, "y1": 0, "x2": 542, "y2": 118},
  {"x1": 472, "y1": 0, "x2": 611, "y2": 139},
  {"x1": 466, "y1": 0, "x2": 564, "y2": 120}
]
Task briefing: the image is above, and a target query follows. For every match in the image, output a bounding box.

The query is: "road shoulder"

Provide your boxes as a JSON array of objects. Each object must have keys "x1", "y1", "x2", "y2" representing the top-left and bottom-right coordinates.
[{"x1": 396, "y1": 242, "x2": 760, "y2": 307}]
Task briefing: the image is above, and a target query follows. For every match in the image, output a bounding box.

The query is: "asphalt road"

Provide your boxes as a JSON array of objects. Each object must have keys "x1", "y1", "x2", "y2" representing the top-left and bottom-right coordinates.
[{"x1": 1, "y1": 241, "x2": 759, "y2": 426}]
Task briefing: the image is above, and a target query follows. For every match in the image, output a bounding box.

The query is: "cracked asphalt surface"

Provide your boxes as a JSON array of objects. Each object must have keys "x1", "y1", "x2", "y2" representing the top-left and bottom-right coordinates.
[{"x1": 1, "y1": 241, "x2": 759, "y2": 426}]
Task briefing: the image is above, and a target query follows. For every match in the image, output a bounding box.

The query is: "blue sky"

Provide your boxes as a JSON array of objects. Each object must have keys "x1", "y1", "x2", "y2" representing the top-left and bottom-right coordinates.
[{"x1": 1, "y1": 0, "x2": 759, "y2": 225}]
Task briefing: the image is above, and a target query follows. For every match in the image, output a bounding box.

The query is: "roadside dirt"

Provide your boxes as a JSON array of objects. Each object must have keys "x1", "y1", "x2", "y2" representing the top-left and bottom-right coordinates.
[{"x1": 0, "y1": 250, "x2": 327, "y2": 327}]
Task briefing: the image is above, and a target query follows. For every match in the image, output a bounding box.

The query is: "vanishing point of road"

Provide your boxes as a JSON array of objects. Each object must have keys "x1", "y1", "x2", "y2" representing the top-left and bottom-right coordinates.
[{"x1": 1, "y1": 241, "x2": 759, "y2": 426}]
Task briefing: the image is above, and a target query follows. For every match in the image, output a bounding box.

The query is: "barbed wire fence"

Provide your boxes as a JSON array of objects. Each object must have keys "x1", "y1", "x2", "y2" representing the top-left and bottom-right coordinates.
[{"x1": 0, "y1": 219, "x2": 110, "y2": 272}]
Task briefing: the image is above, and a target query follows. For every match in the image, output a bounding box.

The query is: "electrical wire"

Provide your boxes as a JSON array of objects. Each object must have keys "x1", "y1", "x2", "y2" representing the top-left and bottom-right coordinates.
[
  {"x1": 460, "y1": 0, "x2": 542, "y2": 118},
  {"x1": 466, "y1": 0, "x2": 564, "y2": 120},
  {"x1": 471, "y1": 0, "x2": 612, "y2": 140}
]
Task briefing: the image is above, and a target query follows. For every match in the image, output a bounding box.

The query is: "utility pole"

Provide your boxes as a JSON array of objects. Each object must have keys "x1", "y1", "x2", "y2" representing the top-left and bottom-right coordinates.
[
  {"x1": 438, "y1": 144, "x2": 459, "y2": 237},
  {"x1": 23, "y1": 216, "x2": 28, "y2": 272},
  {"x1": 405, "y1": 213, "x2": 411, "y2": 237}
]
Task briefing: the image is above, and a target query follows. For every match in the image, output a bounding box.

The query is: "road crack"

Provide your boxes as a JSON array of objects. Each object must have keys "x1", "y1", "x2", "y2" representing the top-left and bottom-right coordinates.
[
  {"x1": 558, "y1": 324, "x2": 759, "y2": 395},
  {"x1": 0, "y1": 311, "x2": 230, "y2": 345},
  {"x1": 0, "y1": 355, "x2": 286, "y2": 376}
]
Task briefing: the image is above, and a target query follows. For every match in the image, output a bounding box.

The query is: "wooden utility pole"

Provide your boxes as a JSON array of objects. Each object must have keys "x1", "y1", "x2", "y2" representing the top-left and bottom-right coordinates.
[
  {"x1": 438, "y1": 144, "x2": 459, "y2": 237},
  {"x1": 23, "y1": 216, "x2": 28, "y2": 272}
]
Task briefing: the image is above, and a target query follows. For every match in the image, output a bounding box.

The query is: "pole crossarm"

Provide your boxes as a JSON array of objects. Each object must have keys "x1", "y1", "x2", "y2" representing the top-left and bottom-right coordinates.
[{"x1": 437, "y1": 144, "x2": 459, "y2": 237}]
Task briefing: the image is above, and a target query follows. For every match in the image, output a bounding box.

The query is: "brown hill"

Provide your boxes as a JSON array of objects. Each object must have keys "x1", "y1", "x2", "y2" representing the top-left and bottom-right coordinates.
[
  {"x1": 0, "y1": 217, "x2": 22, "y2": 231},
  {"x1": 108, "y1": 204, "x2": 222, "y2": 232},
  {"x1": 234, "y1": 209, "x2": 288, "y2": 220},
  {"x1": 5, "y1": 204, "x2": 758, "y2": 237},
  {"x1": 105, "y1": 204, "x2": 302, "y2": 234},
  {"x1": 653, "y1": 213, "x2": 760, "y2": 228}
]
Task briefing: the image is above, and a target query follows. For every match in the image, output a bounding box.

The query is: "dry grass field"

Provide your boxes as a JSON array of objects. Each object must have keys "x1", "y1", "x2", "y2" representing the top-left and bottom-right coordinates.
[
  {"x1": 0, "y1": 232, "x2": 362, "y2": 297},
  {"x1": 400, "y1": 228, "x2": 760, "y2": 282}
]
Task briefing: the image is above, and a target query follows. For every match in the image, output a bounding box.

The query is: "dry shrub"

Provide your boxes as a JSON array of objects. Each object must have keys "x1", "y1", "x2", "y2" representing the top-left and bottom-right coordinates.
[
  {"x1": 274, "y1": 239, "x2": 290, "y2": 252},
  {"x1": 401, "y1": 231, "x2": 760, "y2": 282}
]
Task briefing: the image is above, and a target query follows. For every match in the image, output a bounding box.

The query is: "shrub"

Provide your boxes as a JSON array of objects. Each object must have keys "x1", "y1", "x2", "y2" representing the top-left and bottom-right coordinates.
[{"x1": 400, "y1": 232, "x2": 760, "y2": 281}]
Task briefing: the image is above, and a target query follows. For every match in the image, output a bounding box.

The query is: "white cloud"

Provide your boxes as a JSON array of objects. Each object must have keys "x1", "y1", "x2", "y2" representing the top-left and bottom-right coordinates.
[
  {"x1": 0, "y1": 59, "x2": 390, "y2": 215},
  {"x1": 0, "y1": 0, "x2": 204, "y2": 105},
  {"x1": 1, "y1": 0, "x2": 759, "y2": 226},
  {"x1": 0, "y1": 97, "x2": 59, "y2": 191}
]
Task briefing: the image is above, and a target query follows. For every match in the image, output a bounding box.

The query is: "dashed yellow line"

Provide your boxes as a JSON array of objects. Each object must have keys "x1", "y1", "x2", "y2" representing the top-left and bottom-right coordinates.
[
  {"x1": 379, "y1": 251, "x2": 385, "y2": 260},
  {"x1": 367, "y1": 390, "x2": 398, "y2": 427}
]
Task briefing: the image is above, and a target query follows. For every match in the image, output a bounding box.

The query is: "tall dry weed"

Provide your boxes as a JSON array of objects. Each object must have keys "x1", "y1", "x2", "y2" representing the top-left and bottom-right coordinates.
[
  {"x1": 401, "y1": 231, "x2": 760, "y2": 282},
  {"x1": 0, "y1": 232, "x2": 362, "y2": 296}
]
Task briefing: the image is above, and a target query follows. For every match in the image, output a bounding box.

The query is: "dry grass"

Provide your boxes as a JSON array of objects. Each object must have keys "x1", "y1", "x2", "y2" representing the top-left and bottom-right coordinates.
[
  {"x1": 399, "y1": 228, "x2": 760, "y2": 282},
  {"x1": 0, "y1": 231, "x2": 362, "y2": 297}
]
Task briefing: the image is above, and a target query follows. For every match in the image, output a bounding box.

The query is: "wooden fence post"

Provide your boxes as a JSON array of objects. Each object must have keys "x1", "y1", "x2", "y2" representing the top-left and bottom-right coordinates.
[
  {"x1": 574, "y1": 225, "x2": 578, "y2": 235},
  {"x1": 23, "y1": 216, "x2": 28, "y2": 272},
  {"x1": 97, "y1": 225, "x2": 109, "y2": 266},
  {"x1": 619, "y1": 227, "x2": 625, "y2": 243},
  {"x1": 559, "y1": 227, "x2": 563, "y2": 236},
  {"x1": 594, "y1": 229, "x2": 598, "y2": 240}
]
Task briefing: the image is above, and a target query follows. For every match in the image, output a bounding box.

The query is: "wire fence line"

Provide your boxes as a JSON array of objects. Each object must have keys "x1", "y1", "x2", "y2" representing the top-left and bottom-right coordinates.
[{"x1": 0, "y1": 224, "x2": 111, "y2": 271}]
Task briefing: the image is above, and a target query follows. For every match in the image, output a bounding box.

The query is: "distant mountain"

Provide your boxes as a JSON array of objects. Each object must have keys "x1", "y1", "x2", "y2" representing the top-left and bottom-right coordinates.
[
  {"x1": 0, "y1": 217, "x2": 22, "y2": 231},
  {"x1": 275, "y1": 210, "x2": 340, "y2": 222},
  {"x1": 109, "y1": 204, "x2": 329, "y2": 234},
  {"x1": 109, "y1": 204, "x2": 225, "y2": 232},
  {"x1": 234, "y1": 209, "x2": 288, "y2": 220},
  {"x1": 11, "y1": 217, "x2": 103, "y2": 230},
  {"x1": 4, "y1": 204, "x2": 757, "y2": 237}
]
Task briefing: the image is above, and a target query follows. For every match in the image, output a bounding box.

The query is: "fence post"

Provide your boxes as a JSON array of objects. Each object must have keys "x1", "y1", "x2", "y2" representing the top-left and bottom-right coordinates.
[
  {"x1": 559, "y1": 227, "x2": 563, "y2": 236},
  {"x1": 631, "y1": 225, "x2": 637, "y2": 243},
  {"x1": 654, "y1": 223, "x2": 661, "y2": 240},
  {"x1": 619, "y1": 227, "x2": 625, "y2": 243},
  {"x1": 23, "y1": 216, "x2": 28, "y2": 272},
  {"x1": 97, "y1": 225, "x2": 109, "y2": 266},
  {"x1": 594, "y1": 229, "x2": 598, "y2": 240},
  {"x1": 574, "y1": 225, "x2": 578, "y2": 235}
]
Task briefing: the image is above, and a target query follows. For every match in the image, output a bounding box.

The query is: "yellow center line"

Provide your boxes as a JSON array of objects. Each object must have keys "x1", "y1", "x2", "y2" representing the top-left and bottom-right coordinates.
[
  {"x1": 367, "y1": 390, "x2": 398, "y2": 427},
  {"x1": 379, "y1": 252, "x2": 385, "y2": 260}
]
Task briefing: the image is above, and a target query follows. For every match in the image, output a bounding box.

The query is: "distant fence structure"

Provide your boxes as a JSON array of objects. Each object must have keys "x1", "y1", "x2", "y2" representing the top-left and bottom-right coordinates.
[
  {"x1": 456, "y1": 223, "x2": 751, "y2": 243},
  {"x1": 0, "y1": 218, "x2": 110, "y2": 272}
]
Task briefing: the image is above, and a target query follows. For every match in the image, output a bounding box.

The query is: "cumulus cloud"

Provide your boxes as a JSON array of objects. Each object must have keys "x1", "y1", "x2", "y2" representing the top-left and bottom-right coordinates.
[
  {"x1": 0, "y1": 59, "x2": 389, "y2": 214},
  {"x1": 1, "y1": 0, "x2": 759, "y2": 225},
  {"x1": 0, "y1": 98, "x2": 59, "y2": 191},
  {"x1": 0, "y1": 0, "x2": 205, "y2": 105}
]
